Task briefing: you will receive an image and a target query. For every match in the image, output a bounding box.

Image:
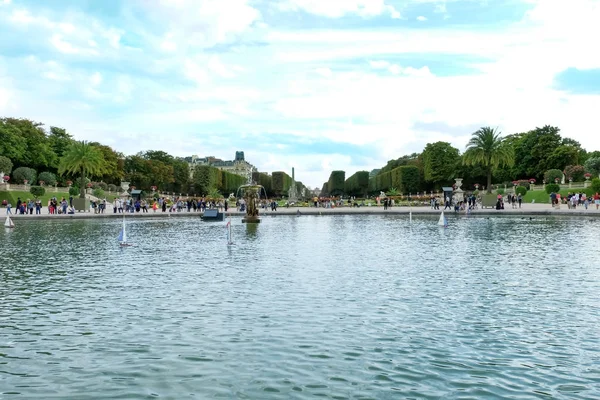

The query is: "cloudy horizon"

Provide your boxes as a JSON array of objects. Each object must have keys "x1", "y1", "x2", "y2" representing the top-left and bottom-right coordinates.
[{"x1": 1, "y1": 0, "x2": 599, "y2": 187}]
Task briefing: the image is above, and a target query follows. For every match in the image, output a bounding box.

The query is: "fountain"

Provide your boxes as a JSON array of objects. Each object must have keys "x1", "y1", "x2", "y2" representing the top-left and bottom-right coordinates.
[{"x1": 237, "y1": 171, "x2": 268, "y2": 224}]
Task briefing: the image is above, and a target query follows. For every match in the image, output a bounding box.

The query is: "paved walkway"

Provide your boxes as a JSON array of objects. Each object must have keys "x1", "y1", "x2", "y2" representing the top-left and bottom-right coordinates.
[{"x1": 4, "y1": 203, "x2": 600, "y2": 220}]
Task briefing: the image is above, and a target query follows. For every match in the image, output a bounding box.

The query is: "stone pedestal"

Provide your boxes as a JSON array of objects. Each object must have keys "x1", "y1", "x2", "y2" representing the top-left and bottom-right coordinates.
[
  {"x1": 72, "y1": 198, "x2": 90, "y2": 212},
  {"x1": 452, "y1": 178, "x2": 464, "y2": 205}
]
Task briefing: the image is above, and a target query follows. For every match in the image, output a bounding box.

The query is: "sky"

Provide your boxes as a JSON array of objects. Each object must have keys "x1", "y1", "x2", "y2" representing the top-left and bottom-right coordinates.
[{"x1": 1, "y1": 0, "x2": 599, "y2": 188}]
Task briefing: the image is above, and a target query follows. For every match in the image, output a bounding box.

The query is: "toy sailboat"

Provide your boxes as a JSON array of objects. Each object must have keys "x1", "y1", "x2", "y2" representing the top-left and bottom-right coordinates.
[
  {"x1": 118, "y1": 217, "x2": 133, "y2": 247},
  {"x1": 4, "y1": 216, "x2": 15, "y2": 229},
  {"x1": 226, "y1": 218, "x2": 234, "y2": 246},
  {"x1": 437, "y1": 211, "x2": 448, "y2": 228}
]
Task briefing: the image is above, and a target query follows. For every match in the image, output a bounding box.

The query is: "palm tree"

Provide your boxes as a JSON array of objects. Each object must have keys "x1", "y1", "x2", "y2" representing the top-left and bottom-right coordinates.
[
  {"x1": 463, "y1": 127, "x2": 514, "y2": 193},
  {"x1": 58, "y1": 141, "x2": 105, "y2": 198}
]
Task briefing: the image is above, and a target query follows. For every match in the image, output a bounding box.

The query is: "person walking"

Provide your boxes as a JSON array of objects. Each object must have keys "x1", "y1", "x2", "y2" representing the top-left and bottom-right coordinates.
[{"x1": 6, "y1": 202, "x2": 12, "y2": 214}]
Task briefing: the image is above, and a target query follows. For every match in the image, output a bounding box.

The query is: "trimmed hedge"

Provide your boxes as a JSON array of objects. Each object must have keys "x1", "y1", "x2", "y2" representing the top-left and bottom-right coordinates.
[
  {"x1": 368, "y1": 165, "x2": 421, "y2": 194},
  {"x1": 327, "y1": 171, "x2": 345, "y2": 196},
  {"x1": 272, "y1": 171, "x2": 293, "y2": 197},
  {"x1": 345, "y1": 171, "x2": 369, "y2": 197}
]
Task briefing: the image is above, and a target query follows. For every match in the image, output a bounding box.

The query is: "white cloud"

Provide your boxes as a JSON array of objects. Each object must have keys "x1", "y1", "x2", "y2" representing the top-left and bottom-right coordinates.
[
  {"x1": 208, "y1": 56, "x2": 238, "y2": 78},
  {"x1": 90, "y1": 72, "x2": 102, "y2": 86},
  {"x1": 135, "y1": 0, "x2": 261, "y2": 48},
  {"x1": 315, "y1": 67, "x2": 332, "y2": 77},
  {"x1": 417, "y1": 16, "x2": 428, "y2": 21},
  {"x1": 183, "y1": 59, "x2": 209, "y2": 84},
  {"x1": 279, "y1": 0, "x2": 401, "y2": 18}
]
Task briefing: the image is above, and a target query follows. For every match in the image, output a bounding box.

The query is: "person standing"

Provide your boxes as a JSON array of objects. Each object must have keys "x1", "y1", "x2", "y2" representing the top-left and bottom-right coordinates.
[{"x1": 6, "y1": 202, "x2": 12, "y2": 215}]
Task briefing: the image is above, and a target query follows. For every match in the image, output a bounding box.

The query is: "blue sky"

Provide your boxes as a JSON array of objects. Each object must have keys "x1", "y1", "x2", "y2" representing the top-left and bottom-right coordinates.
[{"x1": 1, "y1": 0, "x2": 599, "y2": 187}]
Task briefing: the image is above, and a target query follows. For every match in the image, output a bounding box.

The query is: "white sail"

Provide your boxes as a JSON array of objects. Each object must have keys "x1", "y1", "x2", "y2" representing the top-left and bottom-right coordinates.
[
  {"x1": 4, "y1": 216, "x2": 14, "y2": 228},
  {"x1": 437, "y1": 211, "x2": 447, "y2": 227},
  {"x1": 121, "y1": 218, "x2": 127, "y2": 243},
  {"x1": 409, "y1": 211, "x2": 412, "y2": 223},
  {"x1": 226, "y1": 219, "x2": 233, "y2": 245}
]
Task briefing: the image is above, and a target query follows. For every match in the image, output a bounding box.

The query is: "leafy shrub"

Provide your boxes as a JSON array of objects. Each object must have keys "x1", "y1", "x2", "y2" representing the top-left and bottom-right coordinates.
[
  {"x1": 93, "y1": 188, "x2": 105, "y2": 198},
  {"x1": 29, "y1": 186, "x2": 45, "y2": 198},
  {"x1": 107, "y1": 184, "x2": 118, "y2": 192},
  {"x1": 584, "y1": 157, "x2": 600, "y2": 177},
  {"x1": 92, "y1": 181, "x2": 108, "y2": 190},
  {"x1": 515, "y1": 186, "x2": 528, "y2": 196},
  {"x1": 544, "y1": 169, "x2": 563, "y2": 184},
  {"x1": 69, "y1": 186, "x2": 80, "y2": 197},
  {"x1": 496, "y1": 188, "x2": 505, "y2": 195},
  {"x1": 545, "y1": 183, "x2": 560, "y2": 194},
  {"x1": 563, "y1": 165, "x2": 585, "y2": 182},
  {"x1": 592, "y1": 178, "x2": 600, "y2": 193},
  {"x1": 0, "y1": 156, "x2": 13, "y2": 175},
  {"x1": 12, "y1": 167, "x2": 37, "y2": 184},
  {"x1": 38, "y1": 171, "x2": 57, "y2": 186}
]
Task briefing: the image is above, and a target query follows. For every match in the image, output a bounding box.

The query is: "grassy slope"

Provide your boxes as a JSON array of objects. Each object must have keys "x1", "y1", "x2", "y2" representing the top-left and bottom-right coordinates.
[{"x1": 523, "y1": 188, "x2": 596, "y2": 204}]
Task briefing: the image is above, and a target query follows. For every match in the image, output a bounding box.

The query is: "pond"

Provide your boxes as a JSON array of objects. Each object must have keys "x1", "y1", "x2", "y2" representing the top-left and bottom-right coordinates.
[{"x1": 1, "y1": 215, "x2": 599, "y2": 399}]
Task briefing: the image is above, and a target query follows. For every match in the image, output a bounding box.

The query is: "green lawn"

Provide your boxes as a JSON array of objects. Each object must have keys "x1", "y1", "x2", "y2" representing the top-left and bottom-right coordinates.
[{"x1": 523, "y1": 188, "x2": 596, "y2": 204}]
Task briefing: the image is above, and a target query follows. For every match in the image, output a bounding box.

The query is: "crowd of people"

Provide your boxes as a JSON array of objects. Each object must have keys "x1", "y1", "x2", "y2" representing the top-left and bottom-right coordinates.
[
  {"x1": 550, "y1": 191, "x2": 600, "y2": 210},
  {"x1": 4, "y1": 196, "x2": 74, "y2": 215}
]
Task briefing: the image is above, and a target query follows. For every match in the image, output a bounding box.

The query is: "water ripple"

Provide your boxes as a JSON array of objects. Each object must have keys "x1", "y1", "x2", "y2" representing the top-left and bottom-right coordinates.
[{"x1": 1, "y1": 215, "x2": 599, "y2": 399}]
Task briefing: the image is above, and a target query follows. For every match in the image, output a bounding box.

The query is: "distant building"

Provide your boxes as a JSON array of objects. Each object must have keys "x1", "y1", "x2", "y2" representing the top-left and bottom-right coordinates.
[{"x1": 185, "y1": 151, "x2": 257, "y2": 178}]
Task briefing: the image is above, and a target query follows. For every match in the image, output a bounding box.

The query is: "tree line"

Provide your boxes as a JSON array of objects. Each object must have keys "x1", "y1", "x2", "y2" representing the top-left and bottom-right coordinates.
[
  {"x1": 0, "y1": 117, "x2": 308, "y2": 199},
  {"x1": 320, "y1": 126, "x2": 600, "y2": 197}
]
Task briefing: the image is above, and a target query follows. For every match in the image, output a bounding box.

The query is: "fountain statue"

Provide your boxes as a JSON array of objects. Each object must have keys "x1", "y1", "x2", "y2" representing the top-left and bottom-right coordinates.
[{"x1": 237, "y1": 171, "x2": 267, "y2": 224}]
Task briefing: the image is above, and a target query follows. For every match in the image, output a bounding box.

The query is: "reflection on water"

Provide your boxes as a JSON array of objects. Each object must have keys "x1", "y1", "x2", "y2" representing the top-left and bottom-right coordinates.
[{"x1": 1, "y1": 215, "x2": 599, "y2": 399}]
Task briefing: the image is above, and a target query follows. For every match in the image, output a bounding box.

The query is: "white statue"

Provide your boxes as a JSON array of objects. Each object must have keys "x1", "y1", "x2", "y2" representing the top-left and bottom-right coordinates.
[{"x1": 380, "y1": 191, "x2": 386, "y2": 198}]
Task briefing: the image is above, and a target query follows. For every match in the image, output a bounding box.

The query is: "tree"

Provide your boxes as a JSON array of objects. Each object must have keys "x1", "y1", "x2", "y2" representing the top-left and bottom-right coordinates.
[
  {"x1": 0, "y1": 120, "x2": 27, "y2": 162},
  {"x1": 172, "y1": 160, "x2": 190, "y2": 193},
  {"x1": 463, "y1": 127, "x2": 514, "y2": 193},
  {"x1": 1, "y1": 118, "x2": 55, "y2": 169},
  {"x1": 0, "y1": 156, "x2": 13, "y2": 175},
  {"x1": 58, "y1": 141, "x2": 106, "y2": 198},
  {"x1": 12, "y1": 167, "x2": 37, "y2": 184},
  {"x1": 422, "y1": 142, "x2": 460, "y2": 186},
  {"x1": 584, "y1": 157, "x2": 600, "y2": 178},
  {"x1": 193, "y1": 165, "x2": 218, "y2": 196},
  {"x1": 48, "y1": 126, "x2": 74, "y2": 165},
  {"x1": 91, "y1": 143, "x2": 124, "y2": 184},
  {"x1": 38, "y1": 171, "x2": 57, "y2": 186}
]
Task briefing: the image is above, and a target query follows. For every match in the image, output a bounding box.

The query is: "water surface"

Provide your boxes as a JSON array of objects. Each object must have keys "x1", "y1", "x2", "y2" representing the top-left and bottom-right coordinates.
[{"x1": 1, "y1": 215, "x2": 599, "y2": 399}]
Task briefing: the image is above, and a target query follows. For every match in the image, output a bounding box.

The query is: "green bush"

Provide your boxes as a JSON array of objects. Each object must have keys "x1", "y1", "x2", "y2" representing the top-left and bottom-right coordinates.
[
  {"x1": 591, "y1": 178, "x2": 600, "y2": 193},
  {"x1": 515, "y1": 186, "x2": 528, "y2": 196},
  {"x1": 0, "y1": 156, "x2": 13, "y2": 175},
  {"x1": 496, "y1": 188, "x2": 505, "y2": 195},
  {"x1": 69, "y1": 186, "x2": 80, "y2": 197},
  {"x1": 107, "y1": 184, "x2": 118, "y2": 192},
  {"x1": 564, "y1": 165, "x2": 585, "y2": 182},
  {"x1": 92, "y1": 181, "x2": 108, "y2": 190},
  {"x1": 93, "y1": 188, "x2": 105, "y2": 198},
  {"x1": 38, "y1": 171, "x2": 57, "y2": 186},
  {"x1": 12, "y1": 167, "x2": 37, "y2": 184},
  {"x1": 544, "y1": 169, "x2": 563, "y2": 184},
  {"x1": 29, "y1": 185, "x2": 46, "y2": 198},
  {"x1": 545, "y1": 183, "x2": 560, "y2": 194}
]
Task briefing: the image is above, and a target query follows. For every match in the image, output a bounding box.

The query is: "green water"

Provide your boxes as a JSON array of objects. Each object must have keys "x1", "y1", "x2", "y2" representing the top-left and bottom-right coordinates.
[{"x1": 1, "y1": 215, "x2": 599, "y2": 399}]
